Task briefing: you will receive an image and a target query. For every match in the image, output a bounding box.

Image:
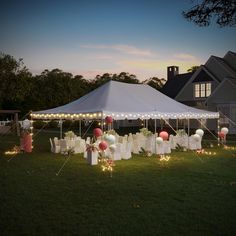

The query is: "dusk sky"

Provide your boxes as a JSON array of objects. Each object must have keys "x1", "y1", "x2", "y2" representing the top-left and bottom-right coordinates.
[{"x1": 1, "y1": 0, "x2": 236, "y2": 80}]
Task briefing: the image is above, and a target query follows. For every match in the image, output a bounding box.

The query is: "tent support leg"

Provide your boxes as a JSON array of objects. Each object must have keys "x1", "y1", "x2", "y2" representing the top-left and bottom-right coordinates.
[
  {"x1": 79, "y1": 119, "x2": 81, "y2": 137},
  {"x1": 176, "y1": 119, "x2": 178, "y2": 130},
  {"x1": 154, "y1": 119, "x2": 157, "y2": 154},
  {"x1": 217, "y1": 118, "x2": 220, "y2": 146},
  {"x1": 187, "y1": 119, "x2": 190, "y2": 149},
  {"x1": 60, "y1": 119, "x2": 63, "y2": 139}
]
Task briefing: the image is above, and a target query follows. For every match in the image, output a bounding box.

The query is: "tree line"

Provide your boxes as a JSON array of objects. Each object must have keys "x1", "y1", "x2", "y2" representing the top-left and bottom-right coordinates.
[{"x1": 0, "y1": 53, "x2": 166, "y2": 117}]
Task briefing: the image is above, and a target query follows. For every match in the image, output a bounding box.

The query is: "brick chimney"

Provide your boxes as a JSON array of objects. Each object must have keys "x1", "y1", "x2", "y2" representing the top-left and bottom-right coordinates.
[{"x1": 167, "y1": 66, "x2": 179, "y2": 80}]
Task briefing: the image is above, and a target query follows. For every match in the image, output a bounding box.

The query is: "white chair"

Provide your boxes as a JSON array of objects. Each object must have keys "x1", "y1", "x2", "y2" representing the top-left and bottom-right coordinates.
[
  {"x1": 49, "y1": 138, "x2": 60, "y2": 153},
  {"x1": 60, "y1": 139, "x2": 68, "y2": 154},
  {"x1": 163, "y1": 141, "x2": 171, "y2": 154},
  {"x1": 122, "y1": 142, "x2": 132, "y2": 160},
  {"x1": 113, "y1": 143, "x2": 122, "y2": 161},
  {"x1": 156, "y1": 143, "x2": 165, "y2": 155},
  {"x1": 169, "y1": 135, "x2": 177, "y2": 149}
]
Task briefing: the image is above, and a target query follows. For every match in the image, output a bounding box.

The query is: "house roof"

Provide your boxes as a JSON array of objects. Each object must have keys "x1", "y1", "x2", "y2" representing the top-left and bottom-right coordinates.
[
  {"x1": 205, "y1": 55, "x2": 236, "y2": 81},
  {"x1": 205, "y1": 77, "x2": 236, "y2": 105},
  {"x1": 161, "y1": 72, "x2": 193, "y2": 98},
  {"x1": 32, "y1": 80, "x2": 219, "y2": 120},
  {"x1": 163, "y1": 51, "x2": 236, "y2": 102}
]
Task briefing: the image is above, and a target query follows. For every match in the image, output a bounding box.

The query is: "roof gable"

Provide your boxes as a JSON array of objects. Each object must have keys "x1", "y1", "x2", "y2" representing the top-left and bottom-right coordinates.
[
  {"x1": 175, "y1": 65, "x2": 219, "y2": 100},
  {"x1": 205, "y1": 78, "x2": 236, "y2": 104},
  {"x1": 223, "y1": 51, "x2": 236, "y2": 71},
  {"x1": 192, "y1": 69, "x2": 214, "y2": 83},
  {"x1": 161, "y1": 73, "x2": 192, "y2": 98},
  {"x1": 205, "y1": 55, "x2": 236, "y2": 81}
]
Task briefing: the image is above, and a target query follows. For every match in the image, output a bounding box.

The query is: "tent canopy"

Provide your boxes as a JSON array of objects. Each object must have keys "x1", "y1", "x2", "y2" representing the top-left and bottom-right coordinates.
[{"x1": 31, "y1": 80, "x2": 219, "y2": 120}]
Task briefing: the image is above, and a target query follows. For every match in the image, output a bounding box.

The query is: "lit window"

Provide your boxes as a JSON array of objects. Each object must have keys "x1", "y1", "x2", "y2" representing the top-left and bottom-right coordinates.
[
  {"x1": 195, "y1": 84, "x2": 200, "y2": 97},
  {"x1": 194, "y1": 82, "x2": 211, "y2": 98},
  {"x1": 206, "y1": 83, "x2": 211, "y2": 97},
  {"x1": 200, "y1": 84, "x2": 206, "y2": 97}
]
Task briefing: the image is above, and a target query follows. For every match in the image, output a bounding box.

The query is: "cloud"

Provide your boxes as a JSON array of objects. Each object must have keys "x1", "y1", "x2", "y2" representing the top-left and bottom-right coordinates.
[
  {"x1": 173, "y1": 53, "x2": 197, "y2": 61},
  {"x1": 80, "y1": 44, "x2": 154, "y2": 57}
]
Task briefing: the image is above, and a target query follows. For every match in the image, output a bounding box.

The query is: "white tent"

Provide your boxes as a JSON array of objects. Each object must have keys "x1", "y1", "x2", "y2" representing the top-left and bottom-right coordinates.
[{"x1": 31, "y1": 80, "x2": 219, "y2": 120}]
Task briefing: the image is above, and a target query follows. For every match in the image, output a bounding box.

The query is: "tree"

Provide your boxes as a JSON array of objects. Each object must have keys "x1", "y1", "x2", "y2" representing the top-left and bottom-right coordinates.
[
  {"x1": 142, "y1": 77, "x2": 166, "y2": 91},
  {"x1": 187, "y1": 66, "x2": 200, "y2": 73},
  {"x1": 0, "y1": 53, "x2": 32, "y2": 112},
  {"x1": 183, "y1": 0, "x2": 236, "y2": 27}
]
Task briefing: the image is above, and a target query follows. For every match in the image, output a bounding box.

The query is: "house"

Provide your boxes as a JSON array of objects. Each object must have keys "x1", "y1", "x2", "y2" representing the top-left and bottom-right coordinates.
[{"x1": 161, "y1": 51, "x2": 236, "y2": 134}]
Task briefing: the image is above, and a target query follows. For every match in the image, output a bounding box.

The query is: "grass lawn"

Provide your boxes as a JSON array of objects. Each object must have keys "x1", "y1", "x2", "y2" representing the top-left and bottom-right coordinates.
[{"x1": 1, "y1": 132, "x2": 236, "y2": 235}]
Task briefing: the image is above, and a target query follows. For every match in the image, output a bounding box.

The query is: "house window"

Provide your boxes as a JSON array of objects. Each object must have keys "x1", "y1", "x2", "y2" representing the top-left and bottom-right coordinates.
[
  {"x1": 194, "y1": 84, "x2": 200, "y2": 97},
  {"x1": 206, "y1": 82, "x2": 211, "y2": 96},
  {"x1": 194, "y1": 82, "x2": 211, "y2": 98}
]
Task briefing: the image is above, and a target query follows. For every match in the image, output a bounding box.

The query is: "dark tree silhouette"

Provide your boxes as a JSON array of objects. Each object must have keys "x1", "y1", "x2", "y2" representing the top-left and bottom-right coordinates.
[
  {"x1": 142, "y1": 77, "x2": 165, "y2": 91},
  {"x1": 183, "y1": 0, "x2": 236, "y2": 27},
  {"x1": 187, "y1": 66, "x2": 200, "y2": 73}
]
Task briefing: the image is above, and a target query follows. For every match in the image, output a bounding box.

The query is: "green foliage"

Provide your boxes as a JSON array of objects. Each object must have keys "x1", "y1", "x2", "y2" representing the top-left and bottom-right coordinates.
[
  {"x1": 63, "y1": 120, "x2": 73, "y2": 129},
  {"x1": 33, "y1": 120, "x2": 45, "y2": 129},
  {"x1": 143, "y1": 77, "x2": 166, "y2": 90},
  {"x1": 48, "y1": 120, "x2": 58, "y2": 129},
  {"x1": 187, "y1": 66, "x2": 200, "y2": 73}
]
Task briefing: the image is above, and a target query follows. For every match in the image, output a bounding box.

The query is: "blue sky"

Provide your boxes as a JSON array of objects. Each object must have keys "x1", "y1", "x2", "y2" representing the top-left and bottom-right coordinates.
[{"x1": 1, "y1": 0, "x2": 236, "y2": 80}]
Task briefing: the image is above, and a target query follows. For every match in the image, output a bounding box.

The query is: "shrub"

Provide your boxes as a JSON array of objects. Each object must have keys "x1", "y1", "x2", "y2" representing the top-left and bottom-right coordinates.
[{"x1": 33, "y1": 120, "x2": 45, "y2": 129}]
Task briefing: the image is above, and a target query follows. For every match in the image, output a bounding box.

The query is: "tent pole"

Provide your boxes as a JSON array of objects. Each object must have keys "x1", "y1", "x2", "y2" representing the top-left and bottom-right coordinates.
[
  {"x1": 154, "y1": 119, "x2": 157, "y2": 154},
  {"x1": 79, "y1": 119, "x2": 81, "y2": 137},
  {"x1": 60, "y1": 119, "x2": 63, "y2": 139},
  {"x1": 187, "y1": 119, "x2": 190, "y2": 149},
  {"x1": 217, "y1": 118, "x2": 220, "y2": 146},
  {"x1": 101, "y1": 113, "x2": 104, "y2": 131},
  {"x1": 176, "y1": 119, "x2": 178, "y2": 131}
]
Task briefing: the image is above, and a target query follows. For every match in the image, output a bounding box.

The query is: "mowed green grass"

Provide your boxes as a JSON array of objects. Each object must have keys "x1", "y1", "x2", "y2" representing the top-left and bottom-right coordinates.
[{"x1": 1, "y1": 133, "x2": 236, "y2": 235}]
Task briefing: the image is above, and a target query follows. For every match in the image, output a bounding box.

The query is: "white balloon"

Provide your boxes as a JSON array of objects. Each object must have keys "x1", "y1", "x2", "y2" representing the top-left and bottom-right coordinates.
[
  {"x1": 193, "y1": 133, "x2": 201, "y2": 142},
  {"x1": 156, "y1": 137, "x2": 163, "y2": 144},
  {"x1": 104, "y1": 134, "x2": 116, "y2": 145},
  {"x1": 221, "y1": 127, "x2": 229, "y2": 135},
  {"x1": 195, "y1": 129, "x2": 204, "y2": 137},
  {"x1": 109, "y1": 144, "x2": 116, "y2": 153}
]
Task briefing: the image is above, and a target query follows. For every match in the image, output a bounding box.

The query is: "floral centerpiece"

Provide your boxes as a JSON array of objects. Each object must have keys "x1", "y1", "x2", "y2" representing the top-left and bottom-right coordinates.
[
  {"x1": 176, "y1": 129, "x2": 187, "y2": 137},
  {"x1": 65, "y1": 131, "x2": 75, "y2": 139},
  {"x1": 140, "y1": 128, "x2": 152, "y2": 137}
]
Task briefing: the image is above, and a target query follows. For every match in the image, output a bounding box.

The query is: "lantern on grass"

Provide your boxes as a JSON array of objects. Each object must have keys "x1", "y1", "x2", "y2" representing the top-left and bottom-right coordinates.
[
  {"x1": 193, "y1": 133, "x2": 201, "y2": 142},
  {"x1": 221, "y1": 127, "x2": 229, "y2": 135},
  {"x1": 99, "y1": 141, "x2": 108, "y2": 151},
  {"x1": 93, "y1": 128, "x2": 103, "y2": 138},
  {"x1": 105, "y1": 116, "x2": 113, "y2": 124},
  {"x1": 104, "y1": 134, "x2": 116, "y2": 145},
  {"x1": 156, "y1": 137, "x2": 163, "y2": 144},
  {"x1": 195, "y1": 129, "x2": 204, "y2": 137},
  {"x1": 159, "y1": 131, "x2": 169, "y2": 141}
]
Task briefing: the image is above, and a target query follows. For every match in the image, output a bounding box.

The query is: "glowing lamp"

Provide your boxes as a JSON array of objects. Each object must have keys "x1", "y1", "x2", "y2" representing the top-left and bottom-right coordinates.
[
  {"x1": 193, "y1": 133, "x2": 201, "y2": 142},
  {"x1": 93, "y1": 128, "x2": 103, "y2": 138},
  {"x1": 109, "y1": 144, "x2": 116, "y2": 153},
  {"x1": 104, "y1": 134, "x2": 116, "y2": 145},
  {"x1": 218, "y1": 132, "x2": 225, "y2": 139},
  {"x1": 195, "y1": 129, "x2": 204, "y2": 137},
  {"x1": 105, "y1": 116, "x2": 113, "y2": 124},
  {"x1": 221, "y1": 127, "x2": 229, "y2": 135},
  {"x1": 159, "y1": 131, "x2": 169, "y2": 141},
  {"x1": 99, "y1": 141, "x2": 108, "y2": 151},
  {"x1": 156, "y1": 137, "x2": 163, "y2": 144}
]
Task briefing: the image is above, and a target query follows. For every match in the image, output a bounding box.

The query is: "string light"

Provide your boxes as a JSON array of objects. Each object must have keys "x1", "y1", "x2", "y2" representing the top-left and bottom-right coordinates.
[{"x1": 159, "y1": 155, "x2": 171, "y2": 161}]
